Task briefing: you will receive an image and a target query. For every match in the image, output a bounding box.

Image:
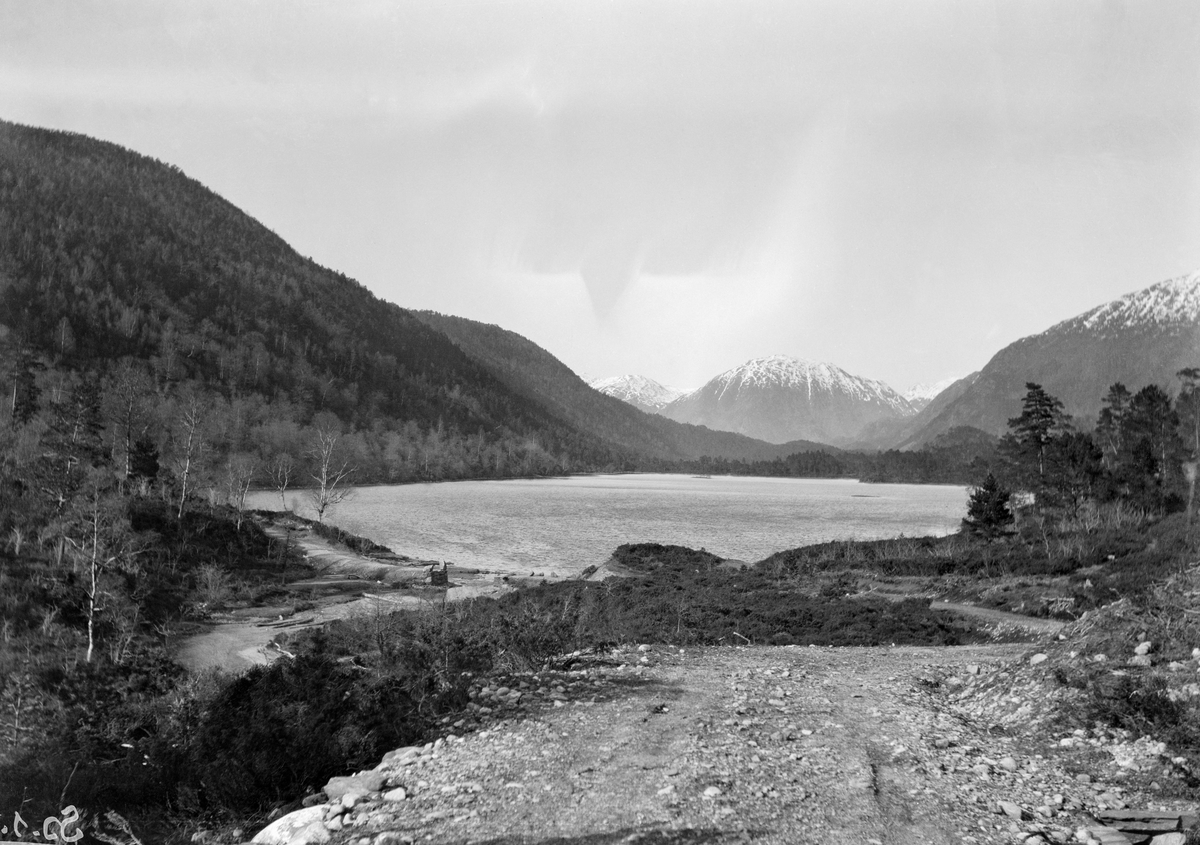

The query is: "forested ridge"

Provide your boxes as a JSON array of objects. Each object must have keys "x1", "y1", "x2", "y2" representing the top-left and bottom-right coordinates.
[{"x1": 0, "y1": 119, "x2": 639, "y2": 485}]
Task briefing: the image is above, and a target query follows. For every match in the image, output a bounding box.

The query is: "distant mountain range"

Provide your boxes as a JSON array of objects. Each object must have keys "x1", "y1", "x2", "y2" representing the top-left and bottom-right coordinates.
[
  {"x1": 588, "y1": 375, "x2": 684, "y2": 413},
  {"x1": 591, "y1": 270, "x2": 1200, "y2": 452}
]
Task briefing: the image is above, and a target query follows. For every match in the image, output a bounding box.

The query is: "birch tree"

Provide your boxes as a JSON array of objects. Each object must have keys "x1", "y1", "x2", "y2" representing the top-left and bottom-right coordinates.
[
  {"x1": 266, "y1": 452, "x2": 296, "y2": 511},
  {"x1": 306, "y1": 413, "x2": 354, "y2": 522},
  {"x1": 62, "y1": 479, "x2": 136, "y2": 663},
  {"x1": 169, "y1": 389, "x2": 208, "y2": 518}
]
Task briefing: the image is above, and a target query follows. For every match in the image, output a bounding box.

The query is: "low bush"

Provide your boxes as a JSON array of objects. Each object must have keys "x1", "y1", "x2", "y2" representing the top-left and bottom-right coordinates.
[
  {"x1": 190, "y1": 655, "x2": 423, "y2": 810},
  {"x1": 609, "y1": 543, "x2": 725, "y2": 574}
]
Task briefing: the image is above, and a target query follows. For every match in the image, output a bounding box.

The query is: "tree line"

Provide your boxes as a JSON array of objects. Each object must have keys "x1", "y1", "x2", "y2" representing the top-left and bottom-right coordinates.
[
  {"x1": 674, "y1": 425, "x2": 997, "y2": 485},
  {"x1": 963, "y1": 372, "x2": 1200, "y2": 539}
]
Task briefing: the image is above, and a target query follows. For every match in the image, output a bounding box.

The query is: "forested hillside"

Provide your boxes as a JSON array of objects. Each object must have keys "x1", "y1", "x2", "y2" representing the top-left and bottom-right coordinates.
[{"x1": 0, "y1": 119, "x2": 645, "y2": 487}]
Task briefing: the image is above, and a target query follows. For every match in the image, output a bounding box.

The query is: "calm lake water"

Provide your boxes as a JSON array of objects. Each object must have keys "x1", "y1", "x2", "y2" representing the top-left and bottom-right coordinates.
[{"x1": 249, "y1": 474, "x2": 967, "y2": 577}]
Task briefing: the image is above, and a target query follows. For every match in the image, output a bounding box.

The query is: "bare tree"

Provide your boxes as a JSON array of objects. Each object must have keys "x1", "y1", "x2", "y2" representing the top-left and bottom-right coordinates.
[
  {"x1": 169, "y1": 390, "x2": 207, "y2": 518},
  {"x1": 266, "y1": 451, "x2": 296, "y2": 511},
  {"x1": 223, "y1": 452, "x2": 258, "y2": 529},
  {"x1": 64, "y1": 481, "x2": 135, "y2": 663},
  {"x1": 306, "y1": 414, "x2": 354, "y2": 522}
]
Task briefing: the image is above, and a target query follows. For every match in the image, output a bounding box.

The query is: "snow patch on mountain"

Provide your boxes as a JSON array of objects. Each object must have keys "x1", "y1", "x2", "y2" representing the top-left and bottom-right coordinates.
[
  {"x1": 590, "y1": 374, "x2": 684, "y2": 412},
  {"x1": 903, "y1": 377, "x2": 962, "y2": 410},
  {"x1": 1047, "y1": 269, "x2": 1200, "y2": 336},
  {"x1": 700, "y1": 355, "x2": 915, "y2": 416}
]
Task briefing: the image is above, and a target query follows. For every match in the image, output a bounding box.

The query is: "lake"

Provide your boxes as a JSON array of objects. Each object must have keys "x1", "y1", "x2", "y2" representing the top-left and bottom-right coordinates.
[{"x1": 248, "y1": 474, "x2": 967, "y2": 577}]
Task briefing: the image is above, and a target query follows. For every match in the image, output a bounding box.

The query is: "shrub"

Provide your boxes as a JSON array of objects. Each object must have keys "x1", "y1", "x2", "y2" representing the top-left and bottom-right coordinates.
[
  {"x1": 609, "y1": 542, "x2": 725, "y2": 573},
  {"x1": 190, "y1": 655, "x2": 422, "y2": 810}
]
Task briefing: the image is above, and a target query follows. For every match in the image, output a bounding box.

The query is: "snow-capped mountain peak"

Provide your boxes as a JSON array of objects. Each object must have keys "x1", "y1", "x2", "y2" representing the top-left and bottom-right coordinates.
[
  {"x1": 1049, "y1": 269, "x2": 1200, "y2": 336},
  {"x1": 589, "y1": 374, "x2": 684, "y2": 413},
  {"x1": 705, "y1": 355, "x2": 913, "y2": 414},
  {"x1": 659, "y1": 355, "x2": 915, "y2": 447},
  {"x1": 903, "y1": 376, "x2": 962, "y2": 410}
]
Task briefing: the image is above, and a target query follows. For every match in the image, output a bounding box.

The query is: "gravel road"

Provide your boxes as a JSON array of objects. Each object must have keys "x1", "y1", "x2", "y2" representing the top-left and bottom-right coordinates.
[{"x1": 265, "y1": 642, "x2": 1148, "y2": 845}]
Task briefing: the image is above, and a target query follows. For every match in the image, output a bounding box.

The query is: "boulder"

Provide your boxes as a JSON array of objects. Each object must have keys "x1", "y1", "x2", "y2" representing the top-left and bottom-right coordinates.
[
  {"x1": 1149, "y1": 834, "x2": 1186, "y2": 845},
  {"x1": 1086, "y1": 827, "x2": 1134, "y2": 845},
  {"x1": 324, "y1": 771, "x2": 385, "y2": 800},
  {"x1": 250, "y1": 807, "x2": 330, "y2": 845},
  {"x1": 998, "y1": 800, "x2": 1026, "y2": 820},
  {"x1": 380, "y1": 746, "x2": 421, "y2": 767}
]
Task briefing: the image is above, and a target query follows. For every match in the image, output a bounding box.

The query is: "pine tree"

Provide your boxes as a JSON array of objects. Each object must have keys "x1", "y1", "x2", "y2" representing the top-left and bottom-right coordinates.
[
  {"x1": 999, "y1": 382, "x2": 1071, "y2": 503},
  {"x1": 962, "y1": 473, "x2": 1014, "y2": 542},
  {"x1": 1118, "y1": 384, "x2": 1183, "y2": 512}
]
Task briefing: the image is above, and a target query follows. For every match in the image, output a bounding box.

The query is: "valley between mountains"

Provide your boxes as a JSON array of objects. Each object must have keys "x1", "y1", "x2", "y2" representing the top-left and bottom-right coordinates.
[{"x1": 5, "y1": 117, "x2": 1200, "y2": 845}]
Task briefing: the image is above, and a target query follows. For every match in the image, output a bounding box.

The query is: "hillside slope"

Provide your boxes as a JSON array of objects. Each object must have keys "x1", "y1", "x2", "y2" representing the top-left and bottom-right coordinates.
[
  {"x1": 0, "y1": 119, "x2": 639, "y2": 474},
  {"x1": 902, "y1": 272, "x2": 1200, "y2": 445}
]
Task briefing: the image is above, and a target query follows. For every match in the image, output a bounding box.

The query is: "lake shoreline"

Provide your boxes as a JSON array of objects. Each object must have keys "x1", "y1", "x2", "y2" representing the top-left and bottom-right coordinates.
[
  {"x1": 247, "y1": 467, "x2": 878, "y2": 497},
  {"x1": 248, "y1": 474, "x2": 968, "y2": 578}
]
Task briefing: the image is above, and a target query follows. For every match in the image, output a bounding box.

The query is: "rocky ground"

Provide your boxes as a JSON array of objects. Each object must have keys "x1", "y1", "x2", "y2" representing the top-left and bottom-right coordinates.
[{"x1": 238, "y1": 641, "x2": 1200, "y2": 845}]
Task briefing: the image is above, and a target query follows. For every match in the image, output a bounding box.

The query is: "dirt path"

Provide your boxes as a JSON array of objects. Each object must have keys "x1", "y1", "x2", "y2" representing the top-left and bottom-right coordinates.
[
  {"x1": 175, "y1": 525, "x2": 512, "y2": 674},
  {"x1": 294, "y1": 643, "x2": 1079, "y2": 845},
  {"x1": 929, "y1": 600, "x2": 1068, "y2": 635}
]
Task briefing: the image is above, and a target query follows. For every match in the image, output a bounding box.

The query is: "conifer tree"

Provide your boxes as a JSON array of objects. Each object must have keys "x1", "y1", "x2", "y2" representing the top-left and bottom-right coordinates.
[
  {"x1": 962, "y1": 473, "x2": 1014, "y2": 542},
  {"x1": 999, "y1": 382, "x2": 1072, "y2": 503},
  {"x1": 1118, "y1": 384, "x2": 1183, "y2": 511}
]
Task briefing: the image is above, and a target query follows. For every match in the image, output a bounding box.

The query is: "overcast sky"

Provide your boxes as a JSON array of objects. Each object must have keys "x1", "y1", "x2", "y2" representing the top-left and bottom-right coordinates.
[{"x1": 4, "y1": 1, "x2": 1200, "y2": 392}]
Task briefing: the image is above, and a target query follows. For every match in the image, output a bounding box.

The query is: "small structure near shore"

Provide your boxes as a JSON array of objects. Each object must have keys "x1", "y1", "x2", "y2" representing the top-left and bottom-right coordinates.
[{"x1": 429, "y1": 561, "x2": 449, "y2": 586}]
